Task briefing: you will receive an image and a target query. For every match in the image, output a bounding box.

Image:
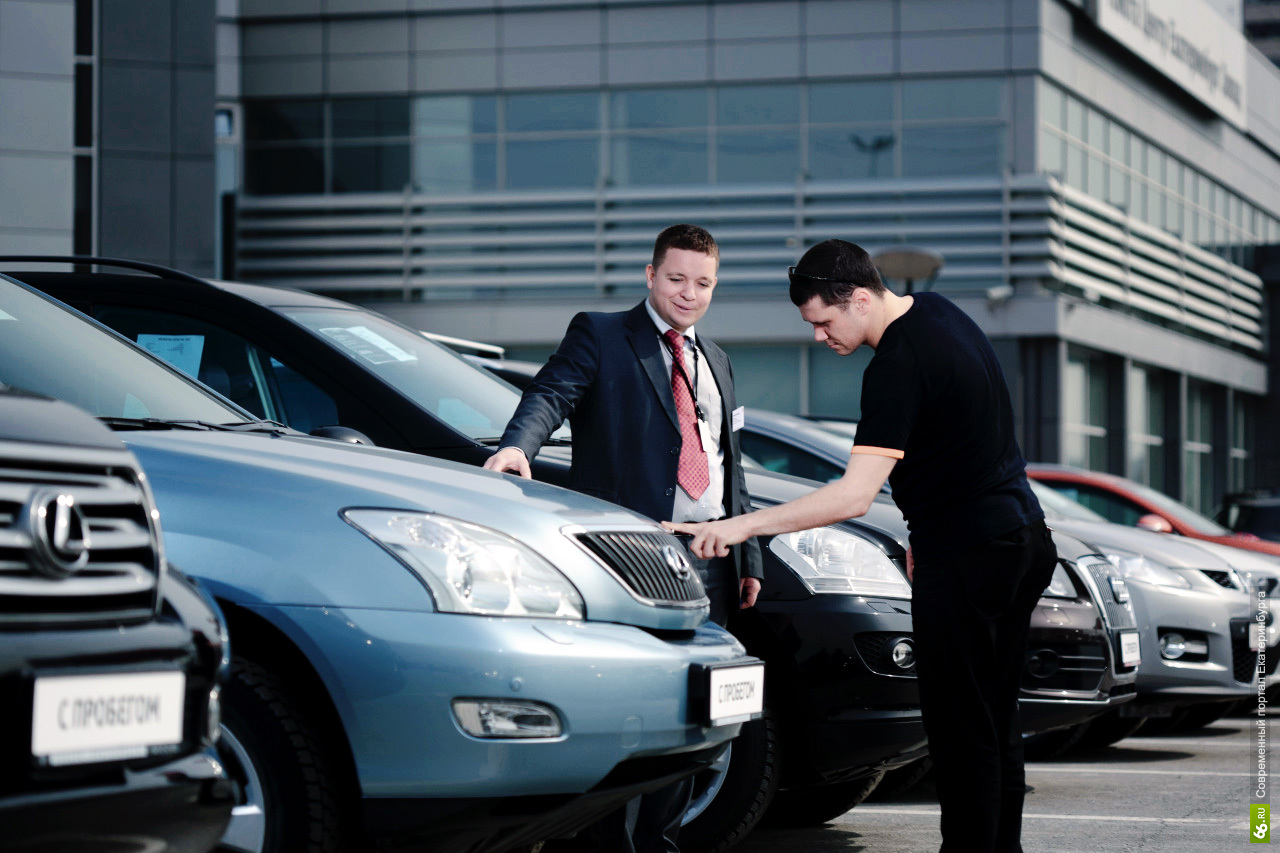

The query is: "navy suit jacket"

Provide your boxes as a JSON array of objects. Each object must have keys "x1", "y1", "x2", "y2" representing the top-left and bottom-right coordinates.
[{"x1": 499, "y1": 301, "x2": 764, "y2": 582}]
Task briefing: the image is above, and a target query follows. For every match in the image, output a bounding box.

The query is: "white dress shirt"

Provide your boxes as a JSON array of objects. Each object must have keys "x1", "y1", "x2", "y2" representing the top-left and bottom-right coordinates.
[{"x1": 644, "y1": 300, "x2": 726, "y2": 523}]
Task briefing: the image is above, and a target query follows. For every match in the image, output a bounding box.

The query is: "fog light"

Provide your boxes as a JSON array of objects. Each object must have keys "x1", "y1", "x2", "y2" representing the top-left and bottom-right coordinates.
[
  {"x1": 890, "y1": 639, "x2": 915, "y2": 670},
  {"x1": 1160, "y1": 632, "x2": 1186, "y2": 660},
  {"x1": 207, "y1": 687, "x2": 221, "y2": 744},
  {"x1": 452, "y1": 699, "x2": 562, "y2": 739},
  {"x1": 1027, "y1": 650, "x2": 1060, "y2": 678}
]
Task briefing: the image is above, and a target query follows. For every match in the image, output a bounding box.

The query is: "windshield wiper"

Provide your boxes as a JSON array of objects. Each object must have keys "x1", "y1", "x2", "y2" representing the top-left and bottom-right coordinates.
[
  {"x1": 209, "y1": 419, "x2": 302, "y2": 436},
  {"x1": 98, "y1": 417, "x2": 215, "y2": 431}
]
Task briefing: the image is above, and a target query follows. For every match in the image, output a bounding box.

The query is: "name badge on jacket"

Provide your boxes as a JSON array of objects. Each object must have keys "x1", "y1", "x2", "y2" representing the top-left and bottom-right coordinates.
[{"x1": 732, "y1": 406, "x2": 745, "y2": 432}]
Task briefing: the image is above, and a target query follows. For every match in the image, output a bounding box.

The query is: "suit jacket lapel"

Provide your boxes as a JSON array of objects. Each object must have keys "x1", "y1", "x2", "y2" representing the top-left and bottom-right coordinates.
[
  {"x1": 701, "y1": 339, "x2": 734, "y2": 434},
  {"x1": 625, "y1": 302, "x2": 680, "y2": 433}
]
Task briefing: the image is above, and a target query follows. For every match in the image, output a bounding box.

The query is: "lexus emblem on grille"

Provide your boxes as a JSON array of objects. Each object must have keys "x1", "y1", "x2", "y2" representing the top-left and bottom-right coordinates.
[
  {"x1": 26, "y1": 492, "x2": 91, "y2": 578},
  {"x1": 1109, "y1": 576, "x2": 1130, "y2": 604},
  {"x1": 662, "y1": 544, "x2": 693, "y2": 581}
]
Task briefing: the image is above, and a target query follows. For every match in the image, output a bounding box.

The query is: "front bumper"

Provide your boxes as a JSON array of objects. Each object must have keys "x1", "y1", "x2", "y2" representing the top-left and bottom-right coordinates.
[
  {"x1": 1126, "y1": 581, "x2": 1255, "y2": 707},
  {"x1": 263, "y1": 605, "x2": 750, "y2": 798},
  {"x1": 0, "y1": 748, "x2": 232, "y2": 852},
  {"x1": 746, "y1": 594, "x2": 927, "y2": 786},
  {"x1": 1018, "y1": 594, "x2": 1138, "y2": 735}
]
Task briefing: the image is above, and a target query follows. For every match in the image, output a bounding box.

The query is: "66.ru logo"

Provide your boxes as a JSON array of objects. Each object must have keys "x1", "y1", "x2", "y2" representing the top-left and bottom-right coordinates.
[{"x1": 1253, "y1": 804, "x2": 1270, "y2": 843}]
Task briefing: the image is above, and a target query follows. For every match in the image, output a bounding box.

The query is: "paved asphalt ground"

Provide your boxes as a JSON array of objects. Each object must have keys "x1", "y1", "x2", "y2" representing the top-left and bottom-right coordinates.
[{"x1": 738, "y1": 708, "x2": 1271, "y2": 852}]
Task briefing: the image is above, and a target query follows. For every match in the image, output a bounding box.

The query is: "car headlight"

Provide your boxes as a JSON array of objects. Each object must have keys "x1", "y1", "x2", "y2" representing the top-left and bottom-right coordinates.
[
  {"x1": 344, "y1": 510, "x2": 585, "y2": 619},
  {"x1": 1042, "y1": 563, "x2": 1077, "y2": 599},
  {"x1": 769, "y1": 527, "x2": 911, "y2": 599},
  {"x1": 1104, "y1": 550, "x2": 1191, "y2": 589}
]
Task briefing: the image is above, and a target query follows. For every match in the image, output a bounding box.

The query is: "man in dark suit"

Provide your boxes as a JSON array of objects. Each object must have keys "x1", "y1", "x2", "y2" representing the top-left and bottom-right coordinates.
[{"x1": 484, "y1": 223, "x2": 763, "y2": 851}]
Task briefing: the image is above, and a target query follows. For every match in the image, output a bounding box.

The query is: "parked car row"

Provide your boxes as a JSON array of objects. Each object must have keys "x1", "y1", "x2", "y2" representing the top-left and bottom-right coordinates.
[{"x1": 5, "y1": 253, "x2": 1262, "y2": 849}]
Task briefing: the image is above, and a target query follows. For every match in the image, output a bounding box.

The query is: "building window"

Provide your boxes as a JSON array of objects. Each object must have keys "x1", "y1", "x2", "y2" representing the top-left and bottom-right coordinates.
[
  {"x1": 720, "y1": 346, "x2": 802, "y2": 415},
  {"x1": 241, "y1": 76, "x2": 1010, "y2": 197},
  {"x1": 1126, "y1": 364, "x2": 1166, "y2": 492},
  {"x1": 808, "y1": 345, "x2": 872, "y2": 419},
  {"x1": 1038, "y1": 78, "x2": 1269, "y2": 265},
  {"x1": 1064, "y1": 347, "x2": 1109, "y2": 472},
  {"x1": 1230, "y1": 394, "x2": 1255, "y2": 494},
  {"x1": 1183, "y1": 380, "x2": 1214, "y2": 514}
]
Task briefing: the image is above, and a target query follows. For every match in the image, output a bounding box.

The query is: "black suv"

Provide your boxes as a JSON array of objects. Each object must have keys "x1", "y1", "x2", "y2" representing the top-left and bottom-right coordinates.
[
  {"x1": 0, "y1": 390, "x2": 232, "y2": 851},
  {"x1": 9, "y1": 257, "x2": 928, "y2": 849}
]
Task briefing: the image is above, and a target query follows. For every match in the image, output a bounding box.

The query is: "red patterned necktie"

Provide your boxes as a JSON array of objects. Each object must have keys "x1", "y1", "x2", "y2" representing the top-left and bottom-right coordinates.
[{"x1": 664, "y1": 329, "x2": 709, "y2": 500}]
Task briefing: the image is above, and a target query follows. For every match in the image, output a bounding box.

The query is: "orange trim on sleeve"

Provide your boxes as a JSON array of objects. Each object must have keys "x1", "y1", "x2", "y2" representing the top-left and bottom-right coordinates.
[{"x1": 850, "y1": 445, "x2": 905, "y2": 460}]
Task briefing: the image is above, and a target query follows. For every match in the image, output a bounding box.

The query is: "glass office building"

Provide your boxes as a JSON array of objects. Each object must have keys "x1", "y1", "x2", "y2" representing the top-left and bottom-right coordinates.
[{"x1": 218, "y1": 0, "x2": 1280, "y2": 510}]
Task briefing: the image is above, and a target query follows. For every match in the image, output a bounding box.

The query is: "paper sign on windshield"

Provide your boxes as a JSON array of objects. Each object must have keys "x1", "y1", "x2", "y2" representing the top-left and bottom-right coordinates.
[
  {"x1": 319, "y1": 326, "x2": 418, "y2": 365},
  {"x1": 136, "y1": 334, "x2": 205, "y2": 378}
]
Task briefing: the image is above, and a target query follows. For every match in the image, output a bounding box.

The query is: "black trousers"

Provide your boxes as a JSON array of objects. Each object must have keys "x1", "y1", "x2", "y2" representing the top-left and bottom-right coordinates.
[
  {"x1": 582, "y1": 554, "x2": 737, "y2": 853},
  {"x1": 911, "y1": 519, "x2": 1057, "y2": 853}
]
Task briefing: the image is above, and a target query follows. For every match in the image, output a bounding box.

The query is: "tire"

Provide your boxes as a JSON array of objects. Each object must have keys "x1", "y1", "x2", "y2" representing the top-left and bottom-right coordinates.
[
  {"x1": 762, "y1": 771, "x2": 885, "y2": 828},
  {"x1": 679, "y1": 706, "x2": 781, "y2": 853},
  {"x1": 1170, "y1": 701, "x2": 1234, "y2": 732},
  {"x1": 217, "y1": 658, "x2": 351, "y2": 853},
  {"x1": 869, "y1": 756, "x2": 933, "y2": 801},
  {"x1": 1023, "y1": 722, "x2": 1091, "y2": 760},
  {"x1": 1076, "y1": 710, "x2": 1147, "y2": 748}
]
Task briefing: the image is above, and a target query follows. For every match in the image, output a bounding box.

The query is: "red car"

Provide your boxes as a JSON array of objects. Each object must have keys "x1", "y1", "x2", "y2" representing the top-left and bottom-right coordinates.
[{"x1": 1026, "y1": 465, "x2": 1280, "y2": 558}]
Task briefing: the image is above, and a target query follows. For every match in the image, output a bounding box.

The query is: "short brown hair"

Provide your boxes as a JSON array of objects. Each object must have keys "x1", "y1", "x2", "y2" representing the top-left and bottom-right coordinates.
[{"x1": 652, "y1": 224, "x2": 719, "y2": 269}]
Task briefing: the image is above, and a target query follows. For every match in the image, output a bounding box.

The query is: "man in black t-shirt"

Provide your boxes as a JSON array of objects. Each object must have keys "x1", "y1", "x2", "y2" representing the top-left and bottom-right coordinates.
[{"x1": 667, "y1": 239, "x2": 1054, "y2": 853}]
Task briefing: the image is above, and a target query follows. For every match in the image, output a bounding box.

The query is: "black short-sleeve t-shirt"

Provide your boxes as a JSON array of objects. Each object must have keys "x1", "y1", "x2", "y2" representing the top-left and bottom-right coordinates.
[{"x1": 853, "y1": 292, "x2": 1042, "y2": 559}]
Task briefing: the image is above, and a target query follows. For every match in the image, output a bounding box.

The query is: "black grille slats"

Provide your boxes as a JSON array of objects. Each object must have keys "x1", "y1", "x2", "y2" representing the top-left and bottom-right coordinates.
[
  {"x1": 1231, "y1": 618, "x2": 1260, "y2": 683},
  {"x1": 0, "y1": 459, "x2": 159, "y2": 627},
  {"x1": 574, "y1": 532, "x2": 705, "y2": 605},
  {"x1": 1200, "y1": 569, "x2": 1239, "y2": 590}
]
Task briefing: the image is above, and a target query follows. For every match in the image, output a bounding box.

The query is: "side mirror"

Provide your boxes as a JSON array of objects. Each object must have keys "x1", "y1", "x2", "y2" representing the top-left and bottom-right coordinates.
[
  {"x1": 1135, "y1": 513, "x2": 1173, "y2": 534},
  {"x1": 310, "y1": 425, "x2": 375, "y2": 446}
]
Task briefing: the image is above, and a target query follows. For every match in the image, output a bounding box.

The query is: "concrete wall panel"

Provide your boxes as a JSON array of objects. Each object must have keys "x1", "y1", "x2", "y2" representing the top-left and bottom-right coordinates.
[
  {"x1": 805, "y1": 35, "x2": 894, "y2": 78},
  {"x1": 0, "y1": 78, "x2": 73, "y2": 152},
  {"x1": 414, "y1": 14, "x2": 498, "y2": 51},
  {"x1": 0, "y1": 0, "x2": 73, "y2": 75},
  {"x1": 0, "y1": 154, "x2": 71, "y2": 231},
  {"x1": 413, "y1": 52, "x2": 498, "y2": 90},
  {"x1": 328, "y1": 19, "x2": 411, "y2": 54},
  {"x1": 714, "y1": 2, "x2": 798, "y2": 39},
  {"x1": 502, "y1": 47, "x2": 600, "y2": 88},
  {"x1": 328, "y1": 55, "x2": 411, "y2": 93},
  {"x1": 100, "y1": 64, "x2": 172, "y2": 152},
  {"x1": 606, "y1": 44, "x2": 708, "y2": 85},
  {"x1": 900, "y1": 31, "x2": 1008, "y2": 74},
  {"x1": 803, "y1": 0, "x2": 893, "y2": 36},
  {"x1": 100, "y1": 0, "x2": 171, "y2": 62},
  {"x1": 241, "y1": 57, "x2": 323, "y2": 96},
  {"x1": 714, "y1": 39, "x2": 800, "y2": 80},
  {"x1": 606, "y1": 5, "x2": 707, "y2": 45},
  {"x1": 503, "y1": 9, "x2": 600, "y2": 48}
]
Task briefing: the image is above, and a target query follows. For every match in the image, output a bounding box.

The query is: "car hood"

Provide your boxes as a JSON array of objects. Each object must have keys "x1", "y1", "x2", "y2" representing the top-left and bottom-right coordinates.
[
  {"x1": 1046, "y1": 519, "x2": 1235, "y2": 571},
  {"x1": 742, "y1": 469, "x2": 1101, "y2": 564},
  {"x1": 122, "y1": 430, "x2": 704, "y2": 627}
]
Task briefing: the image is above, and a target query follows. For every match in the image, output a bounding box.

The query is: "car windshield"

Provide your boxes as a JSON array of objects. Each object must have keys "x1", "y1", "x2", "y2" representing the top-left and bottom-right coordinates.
[
  {"x1": 1029, "y1": 480, "x2": 1108, "y2": 523},
  {"x1": 281, "y1": 307, "x2": 569, "y2": 443},
  {"x1": 1120, "y1": 477, "x2": 1232, "y2": 535},
  {"x1": 0, "y1": 276, "x2": 249, "y2": 423}
]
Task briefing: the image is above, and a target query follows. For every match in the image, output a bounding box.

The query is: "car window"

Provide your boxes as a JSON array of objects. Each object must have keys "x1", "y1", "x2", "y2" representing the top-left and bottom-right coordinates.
[
  {"x1": 1118, "y1": 478, "x2": 1231, "y2": 535},
  {"x1": 93, "y1": 306, "x2": 339, "y2": 433},
  {"x1": 1028, "y1": 479, "x2": 1108, "y2": 523},
  {"x1": 282, "y1": 307, "x2": 569, "y2": 443},
  {"x1": 1045, "y1": 482, "x2": 1145, "y2": 527},
  {"x1": 1232, "y1": 504, "x2": 1280, "y2": 540},
  {"x1": 740, "y1": 432, "x2": 844, "y2": 483},
  {"x1": 0, "y1": 276, "x2": 247, "y2": 423}
]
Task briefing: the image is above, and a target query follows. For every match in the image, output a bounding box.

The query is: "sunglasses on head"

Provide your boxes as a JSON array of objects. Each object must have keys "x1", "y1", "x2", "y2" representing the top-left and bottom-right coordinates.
[{"x1": 787, "y1": 266, "x2": 849, "y2": 286}]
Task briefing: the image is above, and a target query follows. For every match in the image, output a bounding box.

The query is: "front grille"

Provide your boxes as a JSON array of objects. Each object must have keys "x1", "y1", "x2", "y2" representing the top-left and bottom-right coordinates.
[
  {"x1": 1022, "y1": 641, "x2": 1107, "y2": 692},
  {"x1": 573, "y1": 531, "x2": 706, "y2": 605},
  {"x1": 1108, "y1": 682, "x2": 1137, "y2": 698},
  {"x1": 854, "y1": 632, "x2": 917, "y2": 677},
  {"x1": 0, "y1": 450, "x2": 160, "y2": 628},
  {"x1": 1076, "y1": 558, "x2": 1138, "y2": 631},
  {"x1": 1232, "y1": 618, "x2": 1260, "y2": 684}
]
